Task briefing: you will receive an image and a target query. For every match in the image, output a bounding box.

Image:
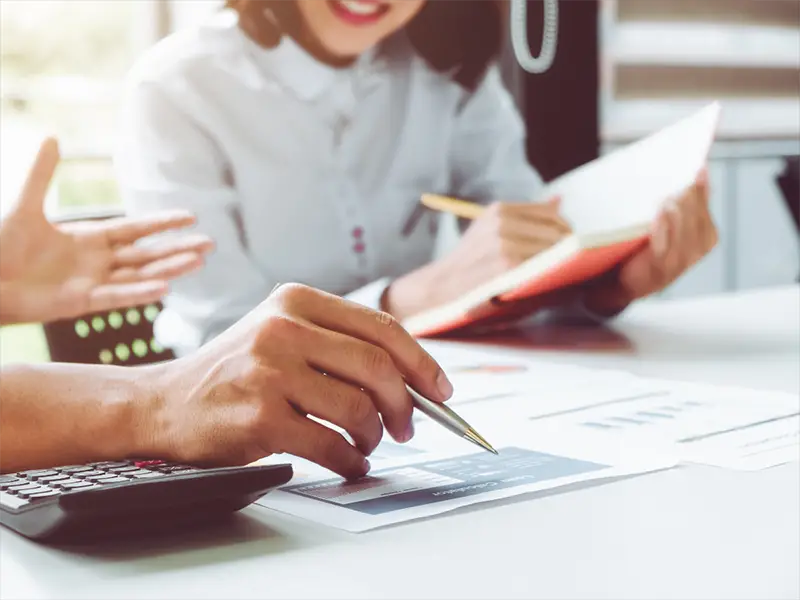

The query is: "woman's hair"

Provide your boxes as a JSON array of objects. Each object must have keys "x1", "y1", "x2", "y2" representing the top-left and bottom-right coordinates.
[{"x1": 225, "y1": 0, "x2": 507, "y2": 91}]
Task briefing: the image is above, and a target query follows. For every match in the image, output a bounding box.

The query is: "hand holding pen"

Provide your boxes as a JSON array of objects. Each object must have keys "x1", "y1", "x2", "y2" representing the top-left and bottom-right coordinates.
[{"x1": 147, "y1": 284, "x2": 493, "y2": 481}]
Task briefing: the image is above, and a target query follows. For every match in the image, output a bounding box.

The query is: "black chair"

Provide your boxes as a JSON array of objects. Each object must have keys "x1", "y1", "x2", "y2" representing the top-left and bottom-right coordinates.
[
  {"x1": 40, "y1": 208, "x2": 175, "y2": 366},
  {"x1": 775, "y1": 156, "x2": 799, "y2": 283},
  {"x1": 42, "y1": 302, "x2": 174, "y2": 366}
]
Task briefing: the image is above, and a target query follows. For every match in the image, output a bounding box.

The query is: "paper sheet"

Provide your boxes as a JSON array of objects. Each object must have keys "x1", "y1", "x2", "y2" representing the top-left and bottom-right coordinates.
[
  {"x1": 255, "y1": 420, "x2": 677, "y2": 532},
  {"x1": 426, "y1": 346, "x2": 668, "y2": 419},
  {"x1": 680, "y1": 414, "x2": 800, "y2": 471},
  {"x1": 516, "y1": 381, "x2": 798, "y2": 442}
]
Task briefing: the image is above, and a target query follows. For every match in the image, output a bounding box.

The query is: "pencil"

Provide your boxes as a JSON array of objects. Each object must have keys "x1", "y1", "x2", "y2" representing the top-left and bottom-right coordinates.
[{"x1": 421, "y1": 193, "x2": 485, "y2": 221}]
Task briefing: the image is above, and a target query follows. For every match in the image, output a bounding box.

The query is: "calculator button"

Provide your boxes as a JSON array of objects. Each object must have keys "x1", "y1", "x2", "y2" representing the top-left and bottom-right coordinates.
[
  {"x1": 134, "y1": 460, "x2": 164, "y2": 468},
  {"x1": 8, "y1": 483, "x2": 41, "y2": 492},
  {"x1": 0, "y1": 477, "x2": 24, "y2": 490},
  {"x1": 19, "y1": 470, "x2": 58, "y2": 479},
  {"x1": 17, "y1": 487, "x2": 53, "y2": 498},
  {"x1": 74, "y1": 470, "x2": 104, "y2": 478},
  {"x1": 36, "y1": 474, "x2": 70, "y2": 484},
  {"x1": 156, "y1": 465, "x2": 198, "y2": 473},
  {"x1": 99, "y1": 476, "x2": 130, "y2": 485},
  {"x1": 107, "y1": 466, "x2": 140, "y2": 473},
  {"x1": 26, "y1": 490, "x2": 61, "y2": 500},
  {"x1": 56, "y1": 466, "x2": 94, "y2": 474},
  {"x1": 84, "y1": 474, "x2": 118, "y2": 482},
  {"x1": 52, "y1": 478, "x2": 82, "y2": 487},
  {"x1": 131, "y1": 472, "x2": 165, "y2": 479},
  {"x1": 90, "y1": 461, "x2": 129, "y2": 469},
  {"x1": 60, "y1": 481, "x2": 96, "y2": 490}
]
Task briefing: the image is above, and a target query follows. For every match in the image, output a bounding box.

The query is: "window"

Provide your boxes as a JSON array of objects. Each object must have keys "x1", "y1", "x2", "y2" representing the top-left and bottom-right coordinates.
[
  {"x1": 0, "y1": 0, "x2": 170, "y2": 364},
  {"x1": 0, "y1": 0, "x2": 169, "y2": 216},
  {"x1": 600, "y1": 0, "x2": 800, "y2": 143}
]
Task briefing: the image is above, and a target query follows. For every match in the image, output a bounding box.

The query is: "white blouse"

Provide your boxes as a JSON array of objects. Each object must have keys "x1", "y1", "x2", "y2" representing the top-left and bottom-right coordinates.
[{"x1": 115, "y1": 9, "x2": 543, "y2": 355}]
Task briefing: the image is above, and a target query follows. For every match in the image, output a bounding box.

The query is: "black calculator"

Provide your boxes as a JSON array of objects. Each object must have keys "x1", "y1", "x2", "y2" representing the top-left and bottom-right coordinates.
[{"x1": 0, "y1": 459, "x2": 293, "y2": 542}]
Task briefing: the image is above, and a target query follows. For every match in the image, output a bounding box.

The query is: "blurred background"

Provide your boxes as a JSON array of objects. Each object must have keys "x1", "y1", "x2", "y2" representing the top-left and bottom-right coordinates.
[{"x1": 0, "y1": 0, "x2": 798, "y2": 364}]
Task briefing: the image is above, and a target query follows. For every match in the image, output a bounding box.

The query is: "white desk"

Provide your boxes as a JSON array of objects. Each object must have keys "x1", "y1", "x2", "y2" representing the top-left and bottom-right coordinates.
[{"x1": 2, "y1": 286, "x2": 799, "y2": 600}]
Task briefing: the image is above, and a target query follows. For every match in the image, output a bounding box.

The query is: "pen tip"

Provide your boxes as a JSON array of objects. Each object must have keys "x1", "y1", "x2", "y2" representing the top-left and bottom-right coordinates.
[{"x1": 465, "y1": 429, "x2": 499, "y2": 455}]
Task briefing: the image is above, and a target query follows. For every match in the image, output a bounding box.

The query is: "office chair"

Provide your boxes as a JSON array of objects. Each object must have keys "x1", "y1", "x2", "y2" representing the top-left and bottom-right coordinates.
[
  {"x1": 775, "y1": 157, "x2": 799, "y2": 283},
  {"x1": 40, "y1": 207, "x2": 175, "y2": 366}
]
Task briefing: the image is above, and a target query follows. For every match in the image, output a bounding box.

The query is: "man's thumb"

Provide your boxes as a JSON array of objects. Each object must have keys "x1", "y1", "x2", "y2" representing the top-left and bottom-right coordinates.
[{"x1": 17, "y1": 137, "x2": 60, "y2": 216}]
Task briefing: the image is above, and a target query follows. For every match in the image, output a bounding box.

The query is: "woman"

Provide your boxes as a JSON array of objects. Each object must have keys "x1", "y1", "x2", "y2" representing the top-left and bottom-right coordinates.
[
  {"x1": 2, "y1": 139, "x2": 452, "y2": 478},
  {"x1": 115, "y1": 0, "x2": 716, "y2": 355}
]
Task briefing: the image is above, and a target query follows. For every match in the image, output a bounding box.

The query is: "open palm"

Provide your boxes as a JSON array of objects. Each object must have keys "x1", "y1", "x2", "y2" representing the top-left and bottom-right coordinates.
[{"x1": 0, "y1": 138, "x2": 214, "y2": 325}]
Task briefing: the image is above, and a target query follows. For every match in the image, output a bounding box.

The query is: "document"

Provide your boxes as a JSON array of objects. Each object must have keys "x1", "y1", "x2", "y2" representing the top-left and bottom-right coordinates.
[
  {"x1": 680, "y1": 414, "x2": 800, "y2": 471},
  {"x1": 255, "y1": 421, "x2": 677, "y2": 532},
  {"x1": 424, "y1": 343, "x2": 668, "y2": 419},
  {"x1": 517, "y1": 380, "x2": 800, "y2": 470}
]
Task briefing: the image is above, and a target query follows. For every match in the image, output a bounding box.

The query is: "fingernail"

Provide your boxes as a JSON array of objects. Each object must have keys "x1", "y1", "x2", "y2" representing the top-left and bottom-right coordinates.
[
  {"x1": 402, "y1": 419, "x2": 415, "y2": 444},
  {"x1": 436, "y1": 370, "x2": 453, "y2": 399},
  {"x1": 362, "y1": 458, "x2": 371, "y2": 475}
]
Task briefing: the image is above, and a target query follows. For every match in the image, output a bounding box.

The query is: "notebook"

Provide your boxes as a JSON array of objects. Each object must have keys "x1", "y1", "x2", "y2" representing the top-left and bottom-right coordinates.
[{"x1": 403, "y1": 102, "x2": 721, "y2": 338}]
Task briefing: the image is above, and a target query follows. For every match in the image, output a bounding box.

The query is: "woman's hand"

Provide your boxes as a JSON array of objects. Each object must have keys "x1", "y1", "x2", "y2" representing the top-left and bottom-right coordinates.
[
  {"x1": 582, "y1": 169, "x2": 717, "y2": 316},
  {"x1": 385, "y1": 198, "x2": 571, "y2": 320},
  {"x1": 141, "y1": 284, "x2": 454, "y2": 479},
  {"x1": 0, "y1": 138, "x2": 214, "y2": 325}
]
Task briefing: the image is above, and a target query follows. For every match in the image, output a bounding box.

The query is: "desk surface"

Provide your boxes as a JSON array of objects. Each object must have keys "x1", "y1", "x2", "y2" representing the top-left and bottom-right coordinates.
[{"x1": 2, "y1": 286, "x2": 799, "y2": 600}]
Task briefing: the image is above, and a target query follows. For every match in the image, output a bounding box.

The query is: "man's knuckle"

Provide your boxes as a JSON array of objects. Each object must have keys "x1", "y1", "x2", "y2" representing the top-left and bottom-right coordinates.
[
  {"x1": 259, "y1": 314, "x2": 304, "y2": 342},
  {"x1": 374, "y1": 309, "x2": 398, "y2": 331},
  {"x1": 349, "y1": 391, "x2": 378, "y2": 427},
  {"x1": 273, "y1": 282, "x2": 312, "y2": 305},
  {"x1": 363, "y1": 346, "x2": 393, "y2": 374}
]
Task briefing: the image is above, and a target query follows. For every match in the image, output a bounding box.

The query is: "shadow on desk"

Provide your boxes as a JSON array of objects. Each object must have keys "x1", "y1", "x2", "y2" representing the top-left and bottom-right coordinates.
[
  {"x1": 31, "y1": 510, "x2": 332, "y2": 576},
  {"x1": 441, "y1": 320, "x2": 636, "y2": 354}
]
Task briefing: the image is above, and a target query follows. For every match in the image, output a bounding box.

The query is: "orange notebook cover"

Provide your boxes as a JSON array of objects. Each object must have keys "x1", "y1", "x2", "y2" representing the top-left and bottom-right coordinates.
[{"x1": 403, "y1": 103, "x2": 721, "y2": 338}]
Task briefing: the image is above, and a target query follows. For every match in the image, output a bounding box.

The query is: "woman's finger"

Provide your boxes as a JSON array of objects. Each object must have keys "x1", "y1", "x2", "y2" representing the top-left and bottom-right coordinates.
[
  {"x1": 109, "y1": 251, "x2": 205, "y2": 284},
  {"x1": 498, "y1": 218, "x2": 569, "y2": 248},
  {"x1": 499, "y1": 201, "x2": 572, "y2": 233},
  {"x1": 286, "y1": 368, "x2": 383, "y2": 456},
  {"x1": 113, "y1": 234, "x2": 214, "y2": 267},
  {"x1": 88, "y1": 281, "x2": 168, "y2": 313},
  {"x1": 102, "y1": 210, "x2": 198, "y2": 245}
]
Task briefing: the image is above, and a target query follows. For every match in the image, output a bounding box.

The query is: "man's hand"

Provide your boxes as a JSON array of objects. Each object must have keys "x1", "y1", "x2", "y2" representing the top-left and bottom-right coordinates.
[
  {"x1": 583, "y1": 169, "x2": 718, "y2": 316},
  {"x1": 0, "y1": 138, "x2": 214, "y2": 325},
  {"x1": 141, "y1": 284, "x2": 454, "y2": 479}
]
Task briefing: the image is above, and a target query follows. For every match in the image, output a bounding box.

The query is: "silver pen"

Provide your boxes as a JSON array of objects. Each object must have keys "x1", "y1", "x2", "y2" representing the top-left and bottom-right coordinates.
[{"x1": 406, "y1": 385, "x2": 498, "y2": 455}]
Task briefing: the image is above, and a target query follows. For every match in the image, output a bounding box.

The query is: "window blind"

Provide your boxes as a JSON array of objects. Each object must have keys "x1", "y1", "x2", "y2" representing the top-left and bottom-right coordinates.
[{"x1": 600, "y1": 0, "x2": 800, "y2": 142}]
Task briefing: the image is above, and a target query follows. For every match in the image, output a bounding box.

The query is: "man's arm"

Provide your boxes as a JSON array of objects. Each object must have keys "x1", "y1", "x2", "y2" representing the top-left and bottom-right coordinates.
[
  {"x1": 0, "y1": 363, "x2": 155, "y2": 474},
  {"x1": 1, "y1": 285, "x2": 452, "y2": 479}
]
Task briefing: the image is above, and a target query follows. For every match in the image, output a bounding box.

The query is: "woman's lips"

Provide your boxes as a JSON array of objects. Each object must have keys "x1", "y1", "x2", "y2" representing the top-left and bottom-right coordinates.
[{"x1": 327, "y1": 1, "x2": 390, "y2": 25}]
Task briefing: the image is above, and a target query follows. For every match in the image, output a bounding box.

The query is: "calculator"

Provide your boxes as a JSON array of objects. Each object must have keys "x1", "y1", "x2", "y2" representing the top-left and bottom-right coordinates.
[{"x1": 0, "y1": 459, "x2": 293, "y2": 542}]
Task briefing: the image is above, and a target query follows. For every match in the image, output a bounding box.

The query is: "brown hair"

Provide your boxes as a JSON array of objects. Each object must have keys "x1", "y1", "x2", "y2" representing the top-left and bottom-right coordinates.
[{"x1": 225, "y1": 0, "x2": 506, "y2": 91}]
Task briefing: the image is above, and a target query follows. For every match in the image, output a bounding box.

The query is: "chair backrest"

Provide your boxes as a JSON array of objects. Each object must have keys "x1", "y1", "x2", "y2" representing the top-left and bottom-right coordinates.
[
  {"x1": 39, "y1": 207, "x2": 174, "y2": 366},
  {"x1": 42, "y1": 303, "x2": 175, "y2": 366},
  {"x1": 775, "y1": 157, "x2": 799, "y2": 283},
  {"x1": 776, "y1": 156, "x2": 799, "y2": 235}
]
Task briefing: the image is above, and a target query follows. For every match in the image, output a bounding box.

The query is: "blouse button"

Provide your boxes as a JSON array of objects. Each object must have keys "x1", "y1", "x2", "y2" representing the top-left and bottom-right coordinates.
[
  {"x1": 354, "y1": 242, "x2": 366, "y2": 254},
  {"x1": 352, "y1": 226, "x2": 364, "y2": 239}
]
